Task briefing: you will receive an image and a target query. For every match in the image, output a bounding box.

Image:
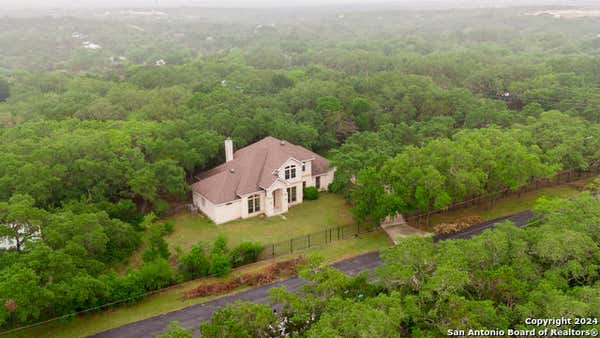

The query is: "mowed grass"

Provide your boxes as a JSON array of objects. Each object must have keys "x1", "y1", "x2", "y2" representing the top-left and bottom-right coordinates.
[
  {"x1": 426, "y1": 178, "x2": 594, "y2": 229},
  {"x1": 115, "y1": 193, "x2": 356, "y2": 272},
  {"x1": 164, "y1": 192, "x2": 355, "y2": 251},
  {"x1": 9, "y1": 231, "x2": 391, "y2": 338}
]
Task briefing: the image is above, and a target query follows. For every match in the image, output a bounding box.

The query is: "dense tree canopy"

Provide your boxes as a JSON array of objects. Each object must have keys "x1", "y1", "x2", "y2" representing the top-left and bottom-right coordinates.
[
  {"x1": 186, "y1": 194, "x2": 600, "y2": 337},
  {"x1": 2, "y1": 4, "x2": 600, "y2": 332}
]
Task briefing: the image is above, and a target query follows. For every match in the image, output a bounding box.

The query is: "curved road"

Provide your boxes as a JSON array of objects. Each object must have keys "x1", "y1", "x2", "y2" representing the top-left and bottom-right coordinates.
[{"x1": 91, "y1": 211, "x2": 535, "y2": 338}]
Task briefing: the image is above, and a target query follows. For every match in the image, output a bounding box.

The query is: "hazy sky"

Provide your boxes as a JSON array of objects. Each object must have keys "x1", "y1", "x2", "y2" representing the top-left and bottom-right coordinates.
[{"x1": 0, "y1": 0, "x2": 589, "y2": 9}]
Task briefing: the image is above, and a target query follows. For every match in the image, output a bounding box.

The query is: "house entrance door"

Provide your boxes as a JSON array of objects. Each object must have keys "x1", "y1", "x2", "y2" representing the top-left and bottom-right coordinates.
[{"x1": 273, "y1": 189, "x2": 281, "y2": 211}]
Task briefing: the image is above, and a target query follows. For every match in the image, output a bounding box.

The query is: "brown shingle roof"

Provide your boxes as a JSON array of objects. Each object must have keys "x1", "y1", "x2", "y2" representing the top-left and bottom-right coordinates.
[{"x1": 191, "y1": 136, "x2": 330, "y2": 204}]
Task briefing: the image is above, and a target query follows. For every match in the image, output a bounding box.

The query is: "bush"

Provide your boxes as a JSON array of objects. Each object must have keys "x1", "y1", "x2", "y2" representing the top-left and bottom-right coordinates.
[
  {"x1": 102, "y1": 272, "x2": 145, "y2": 302},
  {"x1": 135, "y1": 259, "x2": 175, "y2": 291},
  {"x1": 143, "y1": 223, "x2": 171, "y2": 262},
  {"x1": 228, "y1": 242, "x2": 264, "y2": 268},
  {"x1": 179, "y1": 243, "x2": 210, "y2": 280},
  {"x1": 157, "y1": 321, "x2": 192, "y2": 338},
  {"x1": 211, "y1": 235, "x2": 228, "y2": 254},
  {"x1": 209, "y1": 252, "x2": 232, "y2": 277},
  {"x1": 162, "y1": 221, "x2": 175, "y2": 235},
  {"x1": 200, "y1": 301, "x2": 278, "y2": 338},
  {"x1": 97, "y1": 199, "x2": 143, "y2": 226},
  {"x1": 152, "y1": 199, "x2": 170, "y2": 216},
  {"x1": 303, "y1": 186, "x2": 319, "y2": 200}
]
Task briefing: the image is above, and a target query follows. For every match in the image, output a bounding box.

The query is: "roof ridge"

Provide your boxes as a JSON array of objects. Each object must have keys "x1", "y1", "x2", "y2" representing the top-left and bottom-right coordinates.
[
  {"x1": 256, "y1": 148, "x2": 270, "y2": 189},
  {"x1": 192, "y1": 136, "x2": 330, "y2": 204}
]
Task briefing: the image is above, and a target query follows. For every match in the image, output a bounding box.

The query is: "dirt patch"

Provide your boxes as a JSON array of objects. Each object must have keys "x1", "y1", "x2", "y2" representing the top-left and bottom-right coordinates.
[
  {"x1": 434, "y1": 216, "x2": 484, "y2": 235},
  {"x1": 184, "y1": 256, "x2": 305, "y2": 299}
]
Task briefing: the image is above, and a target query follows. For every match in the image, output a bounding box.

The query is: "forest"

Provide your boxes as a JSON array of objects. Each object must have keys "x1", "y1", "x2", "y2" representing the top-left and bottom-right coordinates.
[
  {"x1": 166, "y1": 193, "x2": 600, "y2": 337},
  {"x1": 0, "y1": 3, "x2": 600, "y2": 334}
]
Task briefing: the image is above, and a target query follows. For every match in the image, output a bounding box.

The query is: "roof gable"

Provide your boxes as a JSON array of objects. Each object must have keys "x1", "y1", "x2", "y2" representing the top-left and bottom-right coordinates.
[{"x1": 192, "y1": 136, "x2": 329, "y2": 204}]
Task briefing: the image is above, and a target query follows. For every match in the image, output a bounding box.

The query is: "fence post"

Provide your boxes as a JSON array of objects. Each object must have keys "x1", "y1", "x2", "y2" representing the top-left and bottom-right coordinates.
[
  {"x1": 272, "y1": 243, "x2": 275, "y2": 257},
  {"x1": 290, "y1": 238, "x2": 293, "y2": 253},
  {"x1": 308, "y1": 233, "x2": 311, "y2": 248}
]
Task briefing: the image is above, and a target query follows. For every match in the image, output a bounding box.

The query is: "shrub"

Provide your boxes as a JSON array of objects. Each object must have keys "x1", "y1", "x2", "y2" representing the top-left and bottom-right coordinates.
[
  {"x1": 157, "y1": 321, "x2": 192, "y2": 338},
  {"x1": 152, "y1": 199, "x2": 170, "y2": 216},
  {"x1": 303, "y1": 186, "x2": 319, "y2": 200},
  {"x1": 209, "y1": 252, "x2": 232, "y2": 277},
  {"x1": 228, "y1": 242, "x2": 264, "y2": 268},
  {"x1": 179, "y1": 243, "x2": 210, "y2": 280},
  {"x1": 136, "y1": 259, "x2": 175, "y2": 291},
  {"x1": 211, "y1": 235, "x2": 228, "y2": 255},
  {"x1": 162, "y1": 221, "x2": 175, "y2": 235},
  {"x1": 200, "y1": 301, "x2": 278, "y2": 338},
  {"x1": 143, "y1": 223, "x2": 171, "y2": 262},
  {"x1": 97, "y1": 199, "x2": 143, "y2": 226},
  {"x1": 102, "y1": 272, "x2": 145, "y2": 302}
]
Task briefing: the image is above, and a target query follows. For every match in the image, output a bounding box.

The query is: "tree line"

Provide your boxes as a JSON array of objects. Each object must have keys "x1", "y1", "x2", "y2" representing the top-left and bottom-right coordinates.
[
  {"x1": 161, "y1": 193, "x2": 600, "y2": 337},
  {"x1": 1, "y1": 5, "x2": 600, "y2": 332},
  {"x1": 332, "y1": 111, "x2": 600, "y2": 223}
]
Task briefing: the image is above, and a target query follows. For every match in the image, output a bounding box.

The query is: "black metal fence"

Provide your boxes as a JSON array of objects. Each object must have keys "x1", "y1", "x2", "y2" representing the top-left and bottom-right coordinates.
[
  {"x1": 405, "y1": 164, "x2": 600, "y2": 228},
  {"x1": 258, "y1": 222, "x2": 378, "y2": 260}
]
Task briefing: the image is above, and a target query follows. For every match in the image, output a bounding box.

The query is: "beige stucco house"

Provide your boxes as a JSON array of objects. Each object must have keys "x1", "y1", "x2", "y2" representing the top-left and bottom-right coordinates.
[{"x1": 191, "y1": 136, "x2": 335, "y2": 224}]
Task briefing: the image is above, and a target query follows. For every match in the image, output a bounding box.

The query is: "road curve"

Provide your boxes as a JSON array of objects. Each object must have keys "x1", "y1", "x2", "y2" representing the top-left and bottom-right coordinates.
[
  {"x1": 91, "y1": 251, "x2": 380, "y2": 338},
  {"x1": 432, "y1": 210, "x2": 535, "y2": 241},
  {"x1": 91, "y1": 212, "x2": 535, "y2": 338}
]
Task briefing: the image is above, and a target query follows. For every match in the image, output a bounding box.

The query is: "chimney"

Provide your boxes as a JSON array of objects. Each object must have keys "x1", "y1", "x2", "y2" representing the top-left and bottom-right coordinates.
[{"x1": 225, "y1": 137, "x2": 234, "y2": 162}]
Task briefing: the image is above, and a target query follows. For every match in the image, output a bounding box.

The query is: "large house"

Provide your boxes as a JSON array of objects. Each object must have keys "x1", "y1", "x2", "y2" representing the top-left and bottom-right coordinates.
[{"x1": 191, "y1": 136, "x2": 335, "y2": 224}]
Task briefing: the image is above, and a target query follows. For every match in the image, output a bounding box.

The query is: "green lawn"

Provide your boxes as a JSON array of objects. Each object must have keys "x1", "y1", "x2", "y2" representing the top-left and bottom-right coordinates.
[
  {"x1": 10, "y1": 231, "x2": 391, "y2": 338},
  {"x1": 115, "y1": 193, "x2": 356, "y2": 272},
  {"x1": 164, "y1": 192, "x2": 356, "y2": 251},
  {"x1": 425, "y1": 179, "x2": 593, "y2": 230}
]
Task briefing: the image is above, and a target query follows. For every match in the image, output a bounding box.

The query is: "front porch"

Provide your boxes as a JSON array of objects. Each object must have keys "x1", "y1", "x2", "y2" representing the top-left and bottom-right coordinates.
[{"x1": 265, "y1": 182, "x2": 289, "y2": 217}]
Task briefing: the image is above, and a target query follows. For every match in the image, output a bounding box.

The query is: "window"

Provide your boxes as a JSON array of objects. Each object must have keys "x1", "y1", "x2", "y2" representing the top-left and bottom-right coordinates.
[
  {"x1": 315, "y1": 176, "x2": 321, "y2": 189},
  {"x1": 302, "y1": 181, "x2": 306, "y2": 189},
  {"x1": 287, "y1": 186, "x2": 297, "y2": 203},
  {"x1": 248, "y1": 194, "x2": 260, "y2": 214},
  {"x1": 302, "y1": 163, "x2": 306, "y2": 172},
  {"x1": 284, "y1": 165, "x2": 297, "y2": 180}
]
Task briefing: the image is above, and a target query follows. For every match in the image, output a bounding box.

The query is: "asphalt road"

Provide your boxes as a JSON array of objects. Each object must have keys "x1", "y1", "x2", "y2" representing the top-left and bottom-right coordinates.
[
  {"x1": 91, "y1": 251, "x2": 381, "y2": 338},
  {"x1": 432, "y1": 210, "x2": 536, "y2": 241},
  {"x1": 91, "y1": 211, "x2": 535, "y2": 338}
]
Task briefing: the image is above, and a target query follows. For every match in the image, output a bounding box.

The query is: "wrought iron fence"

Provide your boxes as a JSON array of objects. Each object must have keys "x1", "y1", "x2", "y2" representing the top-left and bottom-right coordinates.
[
  {"x1": 405, "y1": 164, "x2": 600, "y2": 228},
  {"x1": 258, "y1": 222, "x2": 378, "y2": 260}
]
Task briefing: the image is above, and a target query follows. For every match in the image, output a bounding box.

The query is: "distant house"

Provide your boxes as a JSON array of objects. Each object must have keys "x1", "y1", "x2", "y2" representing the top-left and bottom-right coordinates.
[
  {"x1": 83, "y1": 41, "x2": 102, "y2": 50},
  {"x1": 191, "y1": 137, "x2": 335, "y2": 224}
]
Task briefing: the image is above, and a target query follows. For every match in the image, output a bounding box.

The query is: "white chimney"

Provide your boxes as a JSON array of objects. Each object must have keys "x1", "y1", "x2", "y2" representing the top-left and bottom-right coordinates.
[{"x1": 225, "y1": 137, "x2": 234, "y2": 162}]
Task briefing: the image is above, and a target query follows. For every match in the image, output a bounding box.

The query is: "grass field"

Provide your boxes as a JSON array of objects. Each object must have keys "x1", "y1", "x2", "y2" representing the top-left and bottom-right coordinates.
[
  {"x1": 116, "y1": 193, "x2": 356, "y2": 272},
  {"x1": 164, "y1": 192, "x2": 356, "y2": 251},
  {"x1": 9, "y1": 231, "x2": 391, "y2": 338},
  {"x1": 425, "y1": 179, "x2": 594, "y2": 230}
]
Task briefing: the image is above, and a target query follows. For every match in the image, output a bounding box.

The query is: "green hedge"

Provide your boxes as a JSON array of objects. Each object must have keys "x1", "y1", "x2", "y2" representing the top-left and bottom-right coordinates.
[{"x1": 303, "y1": 186, "x2": 319, "y2": 200}]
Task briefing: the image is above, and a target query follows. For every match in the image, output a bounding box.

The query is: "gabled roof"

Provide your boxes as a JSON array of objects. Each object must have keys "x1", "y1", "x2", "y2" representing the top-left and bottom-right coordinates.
[{"x1": 192, "y1": 136, "x2": 330, "y2": 204}]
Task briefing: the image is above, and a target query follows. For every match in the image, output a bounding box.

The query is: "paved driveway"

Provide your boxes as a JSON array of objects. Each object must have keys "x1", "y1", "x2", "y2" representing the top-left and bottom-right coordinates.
[
  {"x1": 91, "y1": 251, "x2": 381, "y2": 338},
  {"x1": 91, "y1": 211, "x2": 536, "y2": 338}
]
